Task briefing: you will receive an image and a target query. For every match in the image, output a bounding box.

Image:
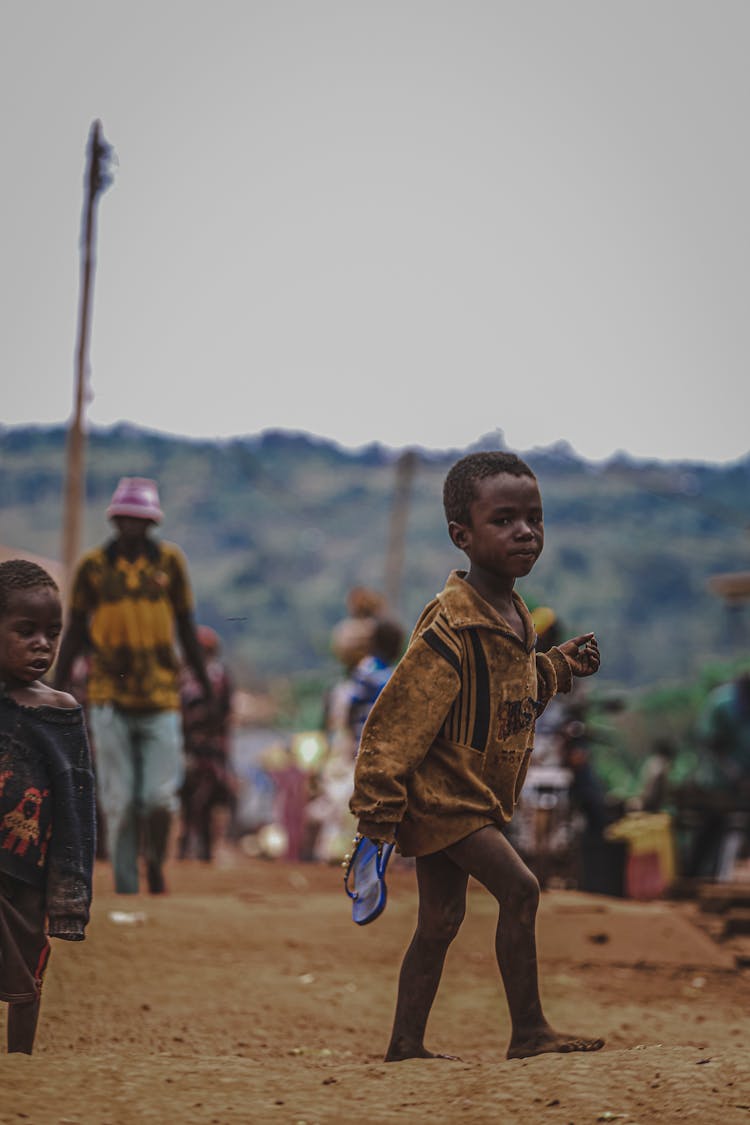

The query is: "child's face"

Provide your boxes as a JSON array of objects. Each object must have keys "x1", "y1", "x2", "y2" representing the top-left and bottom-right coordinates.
[
  {"x1": 449, "y1": 472, "x2": 544, "y2": 581},
  {"x1": 0, "y1": 586, "x2": 63, "y2": 687}
]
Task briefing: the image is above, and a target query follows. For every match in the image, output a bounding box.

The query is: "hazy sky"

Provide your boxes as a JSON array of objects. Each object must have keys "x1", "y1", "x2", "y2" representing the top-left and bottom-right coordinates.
[{"x1": 2, "y1": 2, "x2": 748, "y2": 463}]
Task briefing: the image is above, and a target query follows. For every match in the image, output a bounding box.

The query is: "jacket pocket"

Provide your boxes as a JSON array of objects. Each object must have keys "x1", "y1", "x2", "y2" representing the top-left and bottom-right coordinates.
[{"x1": 413, "y1": 739, "x2": 486, "y2": 813}]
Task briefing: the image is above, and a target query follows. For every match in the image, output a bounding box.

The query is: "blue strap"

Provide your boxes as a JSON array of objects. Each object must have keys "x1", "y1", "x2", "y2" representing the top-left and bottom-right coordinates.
[{"x1": 343, "y1": 836, "x2": 394, "y2": 900}]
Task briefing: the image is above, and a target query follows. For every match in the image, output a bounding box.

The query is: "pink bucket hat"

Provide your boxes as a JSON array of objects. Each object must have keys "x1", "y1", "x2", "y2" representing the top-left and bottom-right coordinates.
[{"x1": 106, "y1": 477, "x2": 164, "y2": 524}]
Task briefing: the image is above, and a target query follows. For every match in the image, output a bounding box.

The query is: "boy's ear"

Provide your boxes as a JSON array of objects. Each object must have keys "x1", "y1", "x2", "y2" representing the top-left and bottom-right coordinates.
[{"x1": 448, "y1": 520, "x2": 470, "y2": 552}]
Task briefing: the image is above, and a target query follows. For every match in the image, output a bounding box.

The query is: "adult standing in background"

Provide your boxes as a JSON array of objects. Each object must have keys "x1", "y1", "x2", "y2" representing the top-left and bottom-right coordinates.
[
  {"x1": 55, "y1": 477, "x2": 211, "y2": 895},
  {"x1": 685, "y1": 670, "x2": 750, "y2": 879},
  {"x1": 698, "y1": 671, "x2": 750, "y2": 794}
]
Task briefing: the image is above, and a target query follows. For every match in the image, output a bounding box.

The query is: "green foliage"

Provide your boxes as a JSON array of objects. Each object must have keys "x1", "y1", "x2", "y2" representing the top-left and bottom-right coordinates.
[
  {"x1": 273, "y1": 671, "x2": 334, "y2": 732},
  {"x1": 586, "y1": 656, "x2": 750, "y2": 794},
  {"x1": 1, "y1": 425, "x2": 749, "y2": 711}
]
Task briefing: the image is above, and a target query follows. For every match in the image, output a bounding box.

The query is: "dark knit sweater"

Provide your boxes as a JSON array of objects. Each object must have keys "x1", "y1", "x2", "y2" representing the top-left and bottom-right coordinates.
[{"x1": 0, "y1": 694, "x2": 96, "y2": 940}]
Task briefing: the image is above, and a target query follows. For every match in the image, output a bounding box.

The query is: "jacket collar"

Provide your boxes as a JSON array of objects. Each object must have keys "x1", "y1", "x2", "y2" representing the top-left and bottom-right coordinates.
[{"x1": 437, "y1": 571, "x2": 537, "y2": 651}]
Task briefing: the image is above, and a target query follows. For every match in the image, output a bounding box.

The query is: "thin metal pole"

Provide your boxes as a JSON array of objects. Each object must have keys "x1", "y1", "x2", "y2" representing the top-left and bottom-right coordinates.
[{"x1": 61, "y1": 120, "x2": 112, "y2": 592}]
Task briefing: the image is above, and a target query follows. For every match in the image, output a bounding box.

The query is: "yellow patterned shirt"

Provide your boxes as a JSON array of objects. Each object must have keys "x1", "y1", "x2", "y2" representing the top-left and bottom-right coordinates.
[{"x1": 69, "y1": 539, "x2": 194, "y2": 711}]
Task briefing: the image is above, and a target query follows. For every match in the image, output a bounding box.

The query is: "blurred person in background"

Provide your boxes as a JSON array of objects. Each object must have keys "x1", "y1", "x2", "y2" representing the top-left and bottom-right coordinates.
[
  {"x1": 326, "y1": 587, "x2": 386, "y2": 762},
  {"x1": 635, "y1": 738, "x2": 677, "y2": 814},
  {"x1": 55, "y1": 478, "x2": 211, "y2": 895},
  {"x1": 177, "y1": 625, "x2": 235, "y2": 863},
  {"x1": 347, "y1": 618, "x2": 405, "y2": 747},
  {"x1": 684, "y1": 670, "x2": 750, "y2": 880},
  {"x1": 698, "y1": 671, "x2": 750, "y2": 793},
  {"x1": 308, "y1": 588, "x2": 389, "y2": 862}
]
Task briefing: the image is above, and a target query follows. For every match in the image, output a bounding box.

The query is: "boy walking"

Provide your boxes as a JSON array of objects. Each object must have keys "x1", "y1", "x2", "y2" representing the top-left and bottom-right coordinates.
[
  {"x1": 350, "y1": 451, "x2": 604, "y2": 1061},
  {"x1": 0, "y1": 560, "x2": 95, "y2": 1052}
]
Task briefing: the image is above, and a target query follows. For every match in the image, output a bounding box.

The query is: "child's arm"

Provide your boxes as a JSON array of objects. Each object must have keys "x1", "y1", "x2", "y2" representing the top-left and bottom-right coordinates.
[
  {"x1": 350, "y1": 634, "x2": 461, "y2": 844},
  {"x1": 46, "y1": 718, "x2": 96, "y2": 941},
  {"x1": 535, "y1": 633, "x2": 600, "y2": 716}
]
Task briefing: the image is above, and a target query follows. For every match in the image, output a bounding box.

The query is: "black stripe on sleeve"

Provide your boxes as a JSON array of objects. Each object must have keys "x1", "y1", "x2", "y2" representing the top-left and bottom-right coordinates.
[
  {"x1": 422, "y1": 627, "x2": 461, "y2": 675},
  {"x1": 467, "y1": 628, "x2": 491, "y2": 752}
]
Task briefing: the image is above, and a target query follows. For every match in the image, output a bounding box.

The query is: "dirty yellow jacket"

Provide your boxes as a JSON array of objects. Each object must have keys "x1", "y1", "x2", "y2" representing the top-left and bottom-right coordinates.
[{"x1": 350, "y1": 571, "x2": 573, "y2": 856}]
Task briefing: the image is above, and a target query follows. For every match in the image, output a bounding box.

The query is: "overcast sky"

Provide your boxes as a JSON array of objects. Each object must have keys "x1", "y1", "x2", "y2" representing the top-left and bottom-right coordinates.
[{"x1": 2, "y1": 2, "x2": 748, "y2": 463}]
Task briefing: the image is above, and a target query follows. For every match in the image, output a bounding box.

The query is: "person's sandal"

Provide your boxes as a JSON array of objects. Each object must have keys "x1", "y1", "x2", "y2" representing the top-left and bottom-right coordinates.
[{"x1": 343, "y1": 835, "x2": 395, "y2": 925}]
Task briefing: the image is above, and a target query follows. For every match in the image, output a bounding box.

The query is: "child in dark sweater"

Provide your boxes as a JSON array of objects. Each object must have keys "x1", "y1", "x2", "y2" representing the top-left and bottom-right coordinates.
[{"x1": 0, "y1": 560, "x2": 95, "y2": 1053}]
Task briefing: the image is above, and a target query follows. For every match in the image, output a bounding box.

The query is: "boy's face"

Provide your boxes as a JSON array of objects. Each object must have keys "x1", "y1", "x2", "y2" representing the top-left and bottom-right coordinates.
[
  {"x1": 449, "y1": 472, "x2": 544, "y2": 581},
  {"x1": 0, "y1": 586, "x2": 63, "y2": 687}
]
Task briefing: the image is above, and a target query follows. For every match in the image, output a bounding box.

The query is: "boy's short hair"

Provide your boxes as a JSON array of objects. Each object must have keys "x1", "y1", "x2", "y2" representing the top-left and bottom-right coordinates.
[
  {"x1": 0, "y1": 559, "x2": 59, "y2": 615},
  {"x1": 443, "y1": 452, "x2": 536, "y2": 526}
]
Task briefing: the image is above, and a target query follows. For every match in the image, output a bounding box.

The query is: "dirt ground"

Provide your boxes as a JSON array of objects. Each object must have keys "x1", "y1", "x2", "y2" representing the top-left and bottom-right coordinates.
[{"x1": 1, "y1": 854, "x2": 749, "y2": 1125}]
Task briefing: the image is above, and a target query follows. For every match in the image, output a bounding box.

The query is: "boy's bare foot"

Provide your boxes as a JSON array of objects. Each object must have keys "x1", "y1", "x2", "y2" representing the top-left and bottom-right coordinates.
[
  {"x1": 385, "y1": 1044, "x2": 461, "y2": 1062},
  {"x1": 507, "y1": 1028, "x2": 605, "y2": 1060}
]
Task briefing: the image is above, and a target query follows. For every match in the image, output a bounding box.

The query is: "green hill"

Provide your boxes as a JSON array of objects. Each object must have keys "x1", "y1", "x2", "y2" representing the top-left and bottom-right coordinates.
[{"x1": 1, "y1": 424, "x2": 748, "y2": 700}]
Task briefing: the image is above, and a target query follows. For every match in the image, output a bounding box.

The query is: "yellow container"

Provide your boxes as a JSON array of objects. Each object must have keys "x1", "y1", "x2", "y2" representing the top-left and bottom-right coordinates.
[{"x1": 605, "y1": 812, "x2": 677, "y2": 894}]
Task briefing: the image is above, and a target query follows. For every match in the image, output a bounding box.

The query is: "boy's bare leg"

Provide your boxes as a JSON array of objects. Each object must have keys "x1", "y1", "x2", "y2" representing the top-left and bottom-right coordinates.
[
  {"x1": 446, "y1": 825, "x2": 604, "y2": 1059},
  {"x1": 385, "y1": 850, "x2": 469, "y2": 1061},
  {"x1": 7, "y1": 997, "x2": 40, "y2": 1054}
]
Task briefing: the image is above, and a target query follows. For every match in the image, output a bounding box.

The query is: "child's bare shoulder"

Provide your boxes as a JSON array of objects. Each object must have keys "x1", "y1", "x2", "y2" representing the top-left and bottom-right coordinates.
[
  {"x1": 43, "y1": 687, "x2": 80, "y2": 710},
  {"x1": 19, "y1": 684, "x2": 81, "y2": 711}
]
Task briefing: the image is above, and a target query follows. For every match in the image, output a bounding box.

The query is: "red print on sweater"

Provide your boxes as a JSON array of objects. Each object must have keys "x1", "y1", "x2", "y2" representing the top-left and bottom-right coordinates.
[{"x1": 2, "y1": 787, "x2": 49, "y2": 857}]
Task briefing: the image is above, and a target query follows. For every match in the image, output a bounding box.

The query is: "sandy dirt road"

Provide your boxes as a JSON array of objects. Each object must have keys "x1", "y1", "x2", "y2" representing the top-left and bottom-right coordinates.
[{"x1": 1, "y1": 856, "x2": 749, "y2": 1124}]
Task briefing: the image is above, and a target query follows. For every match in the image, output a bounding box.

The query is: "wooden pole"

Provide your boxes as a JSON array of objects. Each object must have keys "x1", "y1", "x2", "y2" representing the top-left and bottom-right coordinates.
[
  {"x1": 61, "y1": 120, "x2": 112, "y2": 593},
  {"x1": 384, "y1": 449, "x2": 418, "y2": 611}
]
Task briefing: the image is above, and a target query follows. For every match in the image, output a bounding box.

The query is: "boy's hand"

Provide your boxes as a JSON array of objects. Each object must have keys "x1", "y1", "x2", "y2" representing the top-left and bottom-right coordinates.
[{"x1": 559, "y1": 633, "x2": 600, "y2": 677}]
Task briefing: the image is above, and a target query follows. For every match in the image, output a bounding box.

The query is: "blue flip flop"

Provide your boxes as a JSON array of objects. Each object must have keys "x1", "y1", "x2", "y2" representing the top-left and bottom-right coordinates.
[{"x1": 343, "y1": 835, "x2": 395, "y2": 925}]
